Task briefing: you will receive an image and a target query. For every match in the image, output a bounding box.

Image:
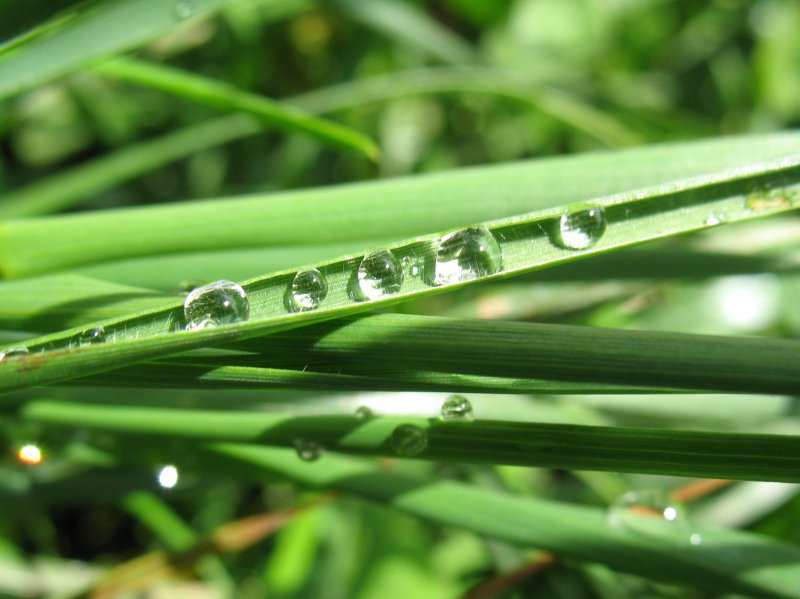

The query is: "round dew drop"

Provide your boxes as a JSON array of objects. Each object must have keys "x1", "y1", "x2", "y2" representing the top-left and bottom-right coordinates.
[
  {"x1": 555, "y1": 206, "x2": 607, "y2": 250},
  {"x1": 357, "y1": 250, "x2": 403, "y2": 300},
  {"x1": 391, "y1": 424, "x2": 428, "y2": 457},
  {"x1": 290, "y1": 269, "x2": 328, "y2": 312},
  {"x1": 440, "y1": 395, "x2": 473, "y2": 421},
  {"x1": 0, "y1": 346, "x2": 29, "y2": 362},
  {"x1": 433, "y1": 226, "x2": 503, "y2": 286},
  {"x1": 80, "y1": 326, "x2": 106, "y2": 345},
  {"x1": 355, "y1": 406, "x2": 373, "y2": 420},
  {"x1": 183, "y1": 280, "x2": 250, "y2": 330},
  {"x1": 607, "y1": 489, "x2": 696, "y2": 545},
  {"x1": 294, "y1": 439, "x2": 323, "y2": 462}
]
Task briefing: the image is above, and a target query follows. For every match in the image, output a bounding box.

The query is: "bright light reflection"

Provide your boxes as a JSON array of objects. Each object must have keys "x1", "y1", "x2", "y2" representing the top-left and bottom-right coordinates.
[
  {"x1": 157, "y1": 465, "x2": 179, "y2": 489},
  {"x1": 711, "y1": 275, "x2": 780, "y2": 332},
  {"x1": 17, "y1": 444, "x2": 43, "y2": 465},
  {"x1": 662, "y1": 506, "x2": 678, "y2": 521}
]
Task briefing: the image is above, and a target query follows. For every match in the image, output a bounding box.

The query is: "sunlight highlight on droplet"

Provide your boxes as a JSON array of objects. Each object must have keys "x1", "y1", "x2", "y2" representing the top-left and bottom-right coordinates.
[
  {"x1": 18, "y1": 444, "x2": 43, "y2": 465},
  {"x1": 157, "y1": 465, "x2": 179, "y2": 488},
  {"x1": 710, "y1": 274, "x2": 780, "y2": 332}
]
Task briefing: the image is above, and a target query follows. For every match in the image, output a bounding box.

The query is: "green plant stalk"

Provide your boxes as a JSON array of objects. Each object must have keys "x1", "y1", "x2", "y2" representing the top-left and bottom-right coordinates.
[
  {"x1": 2, "y1": 158, "x2": 800, "y2": 394},
  {"x1": 22, "y1": 399, "x2": 800, "y2": 482},
  {"x1": 93, "y1": 57, "x2": 378, "y2": 160},
  {"x1": 3, "y1": 133, "x2": 800, "y2": 277},
  {"x1": 201, "y1": 443, "x2": 800, "y2": 598},
  {"x1": 0, "y1": 0, "x2": 236, "y2": 99}
]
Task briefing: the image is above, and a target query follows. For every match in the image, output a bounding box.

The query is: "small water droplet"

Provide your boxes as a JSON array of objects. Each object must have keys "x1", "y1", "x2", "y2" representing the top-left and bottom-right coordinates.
[
  {"x1": 555, "y1": 206, "x2": 607, "y2": 250},
  {"x1": 17, "y1": 444, "x2": 43, "y2": 465},
  {"x1": 401, "y1": 256, "x2": 423, "y2": 279},
  {"x1": 433, "y1": 226, "x2": 503, "y2": 285},
  {"x1": 608, "y1": 490, "x2": 696, "y2": 544},
  {"x1": 174, "y1": 0, "x2": 196, "y2": 20},
  {"x1": 704, "y1": 214, "x2": 724, "y2": 226},
  {"x1": 440, "y1": 395, "x2": 473, "y2": 421},
  {"x1": 357, "y1": 250, "x2": 403, "y2": 299},
  {"x1": 289, "y1": 269, "x2": 328, "y2": 312},
  {"x1": 157, "y1": 464, "x2": 179, "y2": 488},
  {"x1": 391, "y1": 425, "x2": 428, "y2": 457},
  {"x1": 294, "y1": 439, "x2": 323, "y2": 462},
  {"x1": 183, "y1": 280, "x2": 249, "y2": 330},
  {"x1": 80, "y1": 326, "x2": 106, "y2": 345},
  {"x1": 0, "y1": 346, "x2": 29, "y2": 362},
  {"x1": 355, "y1": 406, "x2": 373, "y2": 420}
]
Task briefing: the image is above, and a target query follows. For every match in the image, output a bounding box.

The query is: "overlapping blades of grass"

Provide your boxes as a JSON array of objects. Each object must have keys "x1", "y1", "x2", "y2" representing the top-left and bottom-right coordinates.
[
  {"x1": 3, "y1": 132, "x2": 800, "y2": 276},
  {"x1": 22, "y1": 399, "x2": 800, "y2": 482},
  {"x1": 1, "y1": 156, "x2": 799, "y2": 393}
]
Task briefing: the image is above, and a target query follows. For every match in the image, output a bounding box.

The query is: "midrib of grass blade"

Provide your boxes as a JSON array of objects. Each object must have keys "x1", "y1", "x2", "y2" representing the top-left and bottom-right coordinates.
[
  {"x1": 4, "y1": 132, "x2": 800, "y2": 277},
  {"x1": 1, "y1": 156, "x2": 799, "y2": 393},
  {"x1": 0, "y1": 0, "x2": 239, "y2": 100},
  {"x1": 92, "y1": 57, "x2": 378, "y2": 160},
  {"x1": 201, "y1": 444, "x2": 800, "y2": 598},
  {"x1": 22, "y1": 399, "x2": 800, "y2": 482}
]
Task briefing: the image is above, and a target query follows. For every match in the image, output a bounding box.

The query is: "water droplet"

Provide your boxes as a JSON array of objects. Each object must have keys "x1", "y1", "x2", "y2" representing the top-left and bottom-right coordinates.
[
  {"x1": 157, "y1": 465, "x2": 179, "y2": 488},
  {"x1": 355, "y1": 406, "x2": 373, "y2": 420},
  {"x1": 401, "y1": 256, "x2": 423, "y2": 278},
  {"x1": 183, "y1": 280, "x2": 249, "y2": 330},
  {"x1": 289, "y1": 269, "x2": 328, "y2": 312},
  {"x1": 391, "y1": 425, "x2": 428, "y2": 457},
  {"x1": 80, "y1": 326, "x2": 106, "y2": 345},
  {"x1": 433, "y1": 226, "x2": 503, "y2": 285},
  {"x1": 17, "y1": 444, "x2": 43, "y2": 465},
  {"x1": 704, "y1": 214, "x2": 725, "y2": 226},
  {"x1": 555, "y1": 206, "x2": 607, "y2": 250},
  {"x1": 608, "y1": 490, "x2": 696, "y2": 543},
  {"x1": 440, "y1": 395, "x2": 473, "y2": 421},
  {"x1": 0, "y1": 346, "x2": 29, "y2": 362},
  {"x1": 174, "y1": 0, "x2": 196, "y2": 20},
  {"x1": 294, "y1": 439, "x2": 323, "y2": 462},
  {"x1": 357, "y1": 250, "x2": 403, "y2": 299}
]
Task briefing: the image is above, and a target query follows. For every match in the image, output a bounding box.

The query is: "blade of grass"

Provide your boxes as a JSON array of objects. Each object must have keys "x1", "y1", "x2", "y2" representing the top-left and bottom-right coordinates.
[
  {"x1": 199, "y1": 443, "x2": 800, "y2": 599},
  {"x1": 1, "y1": 156, "x2": 799, "y2": 393},
  {"x1": 0, "y1": 0, "x2": 242, "y2": 100},
  {"x1": 3, "y1": 134, "x2": 800, "y2": 277},
  {"x1": 22, "y1": 399, "x2": 800, "y2": 482},
  {"x1": 93, "y1": 57, "x2": 378, "y2": 160},
  {"x1": 0, "y1": 0, "x2": 94, "y2": 55}
]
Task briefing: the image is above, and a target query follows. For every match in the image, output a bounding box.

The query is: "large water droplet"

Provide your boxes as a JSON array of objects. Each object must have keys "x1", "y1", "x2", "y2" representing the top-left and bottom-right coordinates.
[
  {"x1": 183, "y1": 280, "x2": 249, "y2": 329},
  {"x1": 294, "y1": 439, "x2": 323, "y2": 462},
  {"x1": 0, "y1": 346, "x2": 29, "y2": 362},
  {"x1": 357, "y1": 250, "x2": 403, "y2": 299},
  {"x1": 391, "y1": 425, "x2": 428, "y2": 457},
  {"x1": 80, "y1": 326, "x2": 106, "y2": 345},
  {"x1": 608, "y1": 490, "x2": 696, "y2": 544},
  {"x1": 440, "y1": 395, "x2": 473, "y2": 421},
  {"x1": 289, "y1": 269, "x2": 328, "y2": 312},
  {"x1": 433, "y1": 226, "x2": 503, "y2": 285},
  {"x1": 555, "y1": 206, "x2": 607, "y2": 250}
]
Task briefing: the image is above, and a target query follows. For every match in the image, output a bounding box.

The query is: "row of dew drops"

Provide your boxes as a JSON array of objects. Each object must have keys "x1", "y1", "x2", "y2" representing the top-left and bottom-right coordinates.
[
  {"x1": 179, "y1": 206, "x2": 608, "y2": 331},
  {"x1": 0, "y1": 206, "x2": 603, "y2": 361}
]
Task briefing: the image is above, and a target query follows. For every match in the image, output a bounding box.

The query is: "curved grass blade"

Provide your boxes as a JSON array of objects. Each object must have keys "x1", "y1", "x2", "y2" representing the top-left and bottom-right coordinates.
[
  {"x1": 0, "y1": 0, "x2": 237, "y2": 100},
  {"x1": 22, "y1": 399, "x2": 800, "y2": 483},
  {"x1": 1, "y1": 156, "x2": 800, "y2": 393},
  {"x1": 0, "y1": 0, "x2": 94, "y2": 54},
  {"x1": 93, "y1": 58, "x2": 379, "y2": 160},
  {"x1": 202, "y1": 444, "x2": 800, "y2": 598},
  {"x1": 3, "y1": 134, "x2": 800, "y2": 278}
]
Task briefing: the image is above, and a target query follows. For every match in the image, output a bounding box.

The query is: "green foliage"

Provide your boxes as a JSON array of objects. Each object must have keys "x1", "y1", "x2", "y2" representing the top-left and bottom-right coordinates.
[{"x1": 1, "y1": 2, "x2": 800, "y2": 598}]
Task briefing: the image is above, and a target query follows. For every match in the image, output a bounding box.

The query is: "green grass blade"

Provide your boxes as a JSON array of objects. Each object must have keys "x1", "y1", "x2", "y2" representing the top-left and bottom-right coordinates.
[
  {"x1": 0, "y1": 115, "x2": 259, "y2": 220},
  {"x1": 3, "y1": 133, "x2": 800, "y2": 277},
  {"x1": 0, "y1": 0, "x2": 93, "y2": 54},
  {"x1": 202, "y1": 444, "x2": 800, "y2": 598},
  {"x1": 93, "y1": 58, "x2": 378, "y2": 160},
  {"x1": 0, "y1": 0, "x2": 238, "y2": 100},
  {"x1": 1, "y1": 156, "x2": 799, "y2": 393},
  {"x1": 22, "y1": 400, "x2": 800, "y2": 482},
  {"x1": 77, "y1": 359, "x2": 667, "y2": 395}
]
